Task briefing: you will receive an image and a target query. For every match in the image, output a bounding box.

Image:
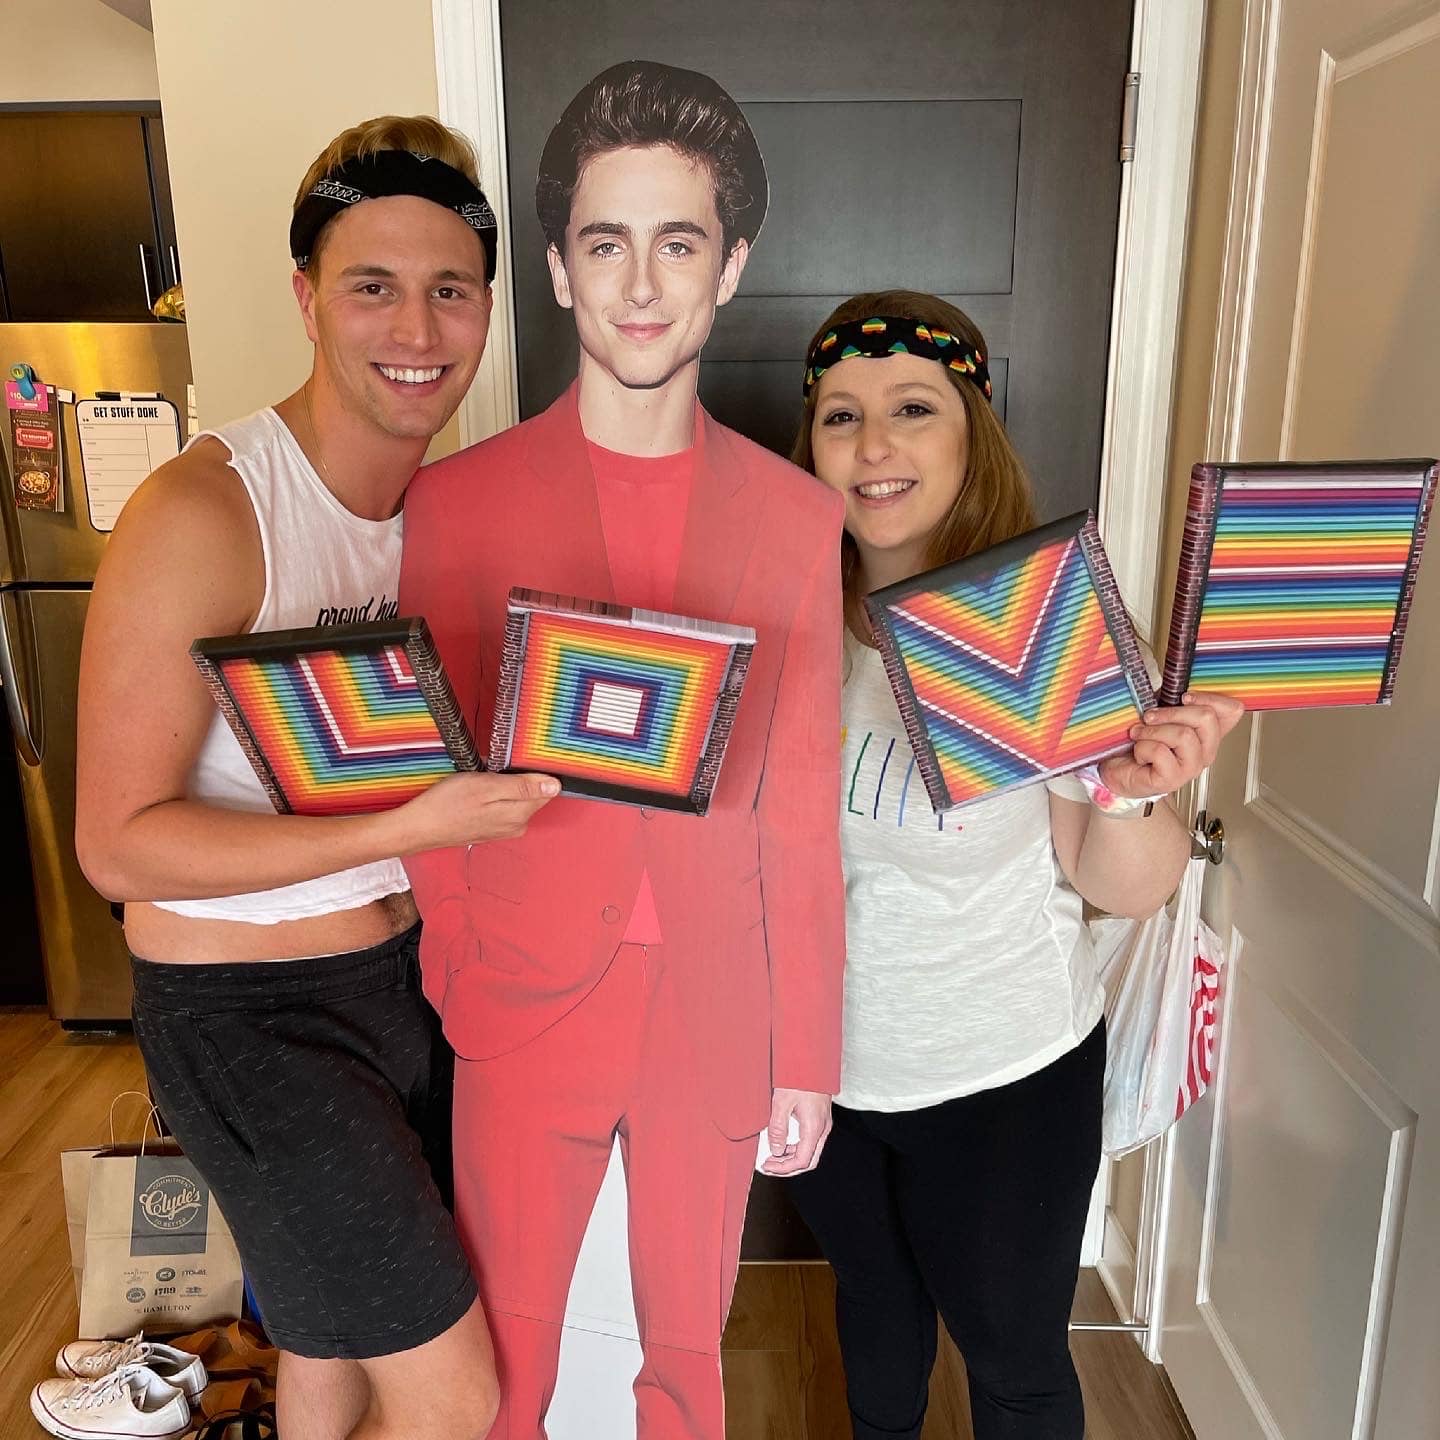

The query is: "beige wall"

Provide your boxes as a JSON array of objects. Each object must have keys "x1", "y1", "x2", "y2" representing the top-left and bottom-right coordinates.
[
  {"x1": 149, "y1": 1, "x2": 459, "y2": 457},
  {"x1": 0, "y1": 0, "x2": 160, "y2": 104}
]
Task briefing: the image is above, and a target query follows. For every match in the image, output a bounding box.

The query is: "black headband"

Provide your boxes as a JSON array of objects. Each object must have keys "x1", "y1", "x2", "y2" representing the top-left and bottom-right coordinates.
[
  {"x1": 804, "y1": 316, "x2": 992, "y2": 401},
  {"x1": 290, "y1": 150, "x2": 499, "y2": 281}
]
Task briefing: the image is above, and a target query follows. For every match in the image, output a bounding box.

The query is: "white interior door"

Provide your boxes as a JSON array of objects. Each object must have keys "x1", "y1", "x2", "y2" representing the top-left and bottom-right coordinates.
[{"x1": 1162, "y1": 4, "x2": 1440, "y2": 1438}]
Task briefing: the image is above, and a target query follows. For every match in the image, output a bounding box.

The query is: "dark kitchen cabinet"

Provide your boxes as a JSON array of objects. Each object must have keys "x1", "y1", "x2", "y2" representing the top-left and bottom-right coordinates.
[{"x1": 0, "y1": 111, "x2": 180, "y2": 322}]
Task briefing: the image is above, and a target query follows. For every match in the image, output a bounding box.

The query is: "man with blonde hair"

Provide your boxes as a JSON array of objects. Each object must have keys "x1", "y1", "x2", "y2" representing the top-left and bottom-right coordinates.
[{"x1": 69, "y1": 116, "x2": 551, "y2": 1440}]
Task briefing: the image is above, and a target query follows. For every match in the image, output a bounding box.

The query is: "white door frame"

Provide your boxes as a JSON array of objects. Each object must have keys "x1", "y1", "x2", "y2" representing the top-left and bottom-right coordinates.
[
  {"x1": 1098, "y1": 0, "x2": 1209, "y2": 646},
  {"x1": 431, "y1": 0, "x2": 1209, "y2": 1355},
  {"x1": 1088, "y1": 0, "x2": 1208, "y2": 1350},
  {"x1": 432, "y1": 0, "x2": 519, "y2": 446}
]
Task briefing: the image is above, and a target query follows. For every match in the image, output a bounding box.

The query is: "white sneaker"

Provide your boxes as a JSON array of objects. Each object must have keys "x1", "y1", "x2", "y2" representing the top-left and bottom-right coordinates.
[
  {"x1": 30, "y1": 1363, "x2": 191, "y2": 1439},
  {"x1": 55, "y1": 1333, "x2": 207, "y2": 1397}
]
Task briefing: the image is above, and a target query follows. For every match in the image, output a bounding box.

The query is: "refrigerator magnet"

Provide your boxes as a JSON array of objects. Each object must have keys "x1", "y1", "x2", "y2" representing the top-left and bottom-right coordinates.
[{"x1": 6, "y1": 373, "x2": 64, "y2": 514}]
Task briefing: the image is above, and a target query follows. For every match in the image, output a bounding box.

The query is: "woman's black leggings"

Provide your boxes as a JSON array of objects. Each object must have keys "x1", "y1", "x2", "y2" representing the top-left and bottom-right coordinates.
[{"x1": 787, "y1": 1020, "x2": 1105, "y2": 1440}]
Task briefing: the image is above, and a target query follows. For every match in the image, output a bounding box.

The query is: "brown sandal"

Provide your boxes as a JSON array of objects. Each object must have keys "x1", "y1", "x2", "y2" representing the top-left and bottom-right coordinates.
[
  {"x1": 193, "y1": 1376, "x2": 264, "y2": 1422},
  {"x1": 169, "y1": 1320, "x2": 279, "y2": 1383}
]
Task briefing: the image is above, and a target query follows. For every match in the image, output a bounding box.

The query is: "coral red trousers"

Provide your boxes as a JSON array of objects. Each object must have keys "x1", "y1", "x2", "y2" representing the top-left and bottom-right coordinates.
[{"x1": 451, "y1": 943, "x2": 757, "y2": 1439}]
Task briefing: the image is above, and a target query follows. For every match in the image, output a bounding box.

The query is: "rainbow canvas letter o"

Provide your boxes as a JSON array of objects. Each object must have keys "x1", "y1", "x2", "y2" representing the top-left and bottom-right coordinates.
[{"x1": 489, "y1": 589, "x2": 755, "y2": 814}]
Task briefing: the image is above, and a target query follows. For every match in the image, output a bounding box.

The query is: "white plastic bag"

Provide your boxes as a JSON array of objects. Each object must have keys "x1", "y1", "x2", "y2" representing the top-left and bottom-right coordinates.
[{"x1": 1091, "y1": 855, "x2": 1225, "y2": 1157}]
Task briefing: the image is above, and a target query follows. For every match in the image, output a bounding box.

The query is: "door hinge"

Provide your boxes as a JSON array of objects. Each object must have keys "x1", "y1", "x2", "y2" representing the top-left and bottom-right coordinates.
[{"x1": 1120, "y1": 71, "x2": 1141, "y2": 163}]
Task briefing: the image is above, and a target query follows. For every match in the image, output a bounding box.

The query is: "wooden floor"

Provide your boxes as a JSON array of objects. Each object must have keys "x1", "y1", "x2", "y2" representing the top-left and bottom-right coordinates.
[
  {"x1": 0, "y1": 1011, "x2": 155, "y2": 1440},
  {"x1": 0, "y1": 1009, "x2": 1193, "y2": 1439},
  {"x1": 723, "y1": 1267, "x2": 1194, "y2": 1439}
]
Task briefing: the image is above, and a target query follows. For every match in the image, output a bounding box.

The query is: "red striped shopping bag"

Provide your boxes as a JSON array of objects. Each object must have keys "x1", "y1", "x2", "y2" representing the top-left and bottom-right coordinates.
[{"x1": 1091, "y1": 855, "x2": 1227, "y2": 1157}]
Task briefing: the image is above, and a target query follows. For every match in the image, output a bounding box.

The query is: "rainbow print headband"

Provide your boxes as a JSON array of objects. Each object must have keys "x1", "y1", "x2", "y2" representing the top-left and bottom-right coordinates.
[{"x1": 804, "y1": 316, "x2": 992, "y2": 400}]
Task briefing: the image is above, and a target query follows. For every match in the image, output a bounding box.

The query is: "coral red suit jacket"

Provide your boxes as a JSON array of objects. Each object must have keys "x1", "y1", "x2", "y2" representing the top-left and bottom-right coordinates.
[{"x1": 399, "y1": 385, "x2": 846, "y2": 1139}]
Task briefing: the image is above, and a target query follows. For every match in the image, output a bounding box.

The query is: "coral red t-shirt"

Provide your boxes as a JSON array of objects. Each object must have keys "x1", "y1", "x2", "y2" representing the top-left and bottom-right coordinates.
[{"x1": 587, "y1": 440, "x2": 695, "y2": 946}]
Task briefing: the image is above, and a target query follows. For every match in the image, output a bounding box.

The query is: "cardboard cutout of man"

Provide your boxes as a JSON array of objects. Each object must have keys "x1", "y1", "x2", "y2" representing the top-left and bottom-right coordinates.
[{"x1": 400, "y1": 61, "x2": 845, "y2": 1437}]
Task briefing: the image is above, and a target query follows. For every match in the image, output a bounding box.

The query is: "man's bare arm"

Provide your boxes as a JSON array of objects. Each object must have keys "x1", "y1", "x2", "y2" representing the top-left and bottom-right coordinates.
[{"x1": 75, "y1": 443, "x2": 553, "y2": 903}]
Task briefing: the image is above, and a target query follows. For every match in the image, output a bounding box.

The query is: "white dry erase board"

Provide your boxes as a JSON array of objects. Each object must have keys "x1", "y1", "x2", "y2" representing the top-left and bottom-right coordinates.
[{"x1": 75, "y1": 396, "x2": 182, "y2": 532}]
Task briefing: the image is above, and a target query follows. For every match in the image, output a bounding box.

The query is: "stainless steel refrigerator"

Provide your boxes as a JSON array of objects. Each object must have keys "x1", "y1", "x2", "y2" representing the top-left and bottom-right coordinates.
[{"x1": 0, "y1": 323, "x2": 193, "y2": 1022}]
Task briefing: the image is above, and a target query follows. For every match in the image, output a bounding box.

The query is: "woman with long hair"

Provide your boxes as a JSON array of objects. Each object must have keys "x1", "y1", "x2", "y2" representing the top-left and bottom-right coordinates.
[{"x1": 785, "y1": 290, "x2": 1242, "y2": 1440}]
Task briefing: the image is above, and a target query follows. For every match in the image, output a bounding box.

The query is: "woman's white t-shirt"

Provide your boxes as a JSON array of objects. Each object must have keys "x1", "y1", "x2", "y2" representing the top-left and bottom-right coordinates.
[{"x1": 837, "y1": 638, "x2": 1105, "y2": 1112}]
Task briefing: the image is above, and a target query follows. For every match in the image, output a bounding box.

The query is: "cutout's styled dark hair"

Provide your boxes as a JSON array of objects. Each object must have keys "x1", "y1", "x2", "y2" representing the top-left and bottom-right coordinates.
[{"x1": 536, "y1": 60, "x2": 768, "y2": 256}]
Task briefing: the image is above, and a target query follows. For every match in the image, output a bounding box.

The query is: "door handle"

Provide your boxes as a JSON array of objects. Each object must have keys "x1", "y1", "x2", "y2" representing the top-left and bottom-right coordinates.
[
  {"x1": 168, "y1": 244, "x2": 181, "y2": 287},
  {"x1": 1192, "y1": 810, "x2": 1225, "y2": 866},
  {"x1": 0, "y1": 589, "x2": 43, "y2": 766},
  {"x1": 138, "y1": 244, "x2": 155, "y2": 312}
]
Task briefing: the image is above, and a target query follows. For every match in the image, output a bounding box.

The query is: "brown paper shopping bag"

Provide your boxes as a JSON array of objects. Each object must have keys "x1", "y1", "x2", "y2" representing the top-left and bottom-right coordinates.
[
  {"x1": 61, "y1": 1091, "x2": 158, "y2": 1307},
  {"x1": 61, "y1": 1146, "x2": 98, "y2": 1306},
  {"x1": 68, "y1": 1095, "x2": 245, "y2": 1339}
]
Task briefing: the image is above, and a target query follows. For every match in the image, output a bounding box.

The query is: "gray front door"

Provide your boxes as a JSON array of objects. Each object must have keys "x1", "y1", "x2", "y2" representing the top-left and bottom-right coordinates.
[{"x1": 500, "y1": 0, "x2": 1133, "y2": 515}]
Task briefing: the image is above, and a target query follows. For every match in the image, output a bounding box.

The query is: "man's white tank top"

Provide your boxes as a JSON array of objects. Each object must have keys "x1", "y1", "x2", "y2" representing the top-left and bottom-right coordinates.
[{"x1": 153, "y1": 407, "x2": 411, "y2": 923}]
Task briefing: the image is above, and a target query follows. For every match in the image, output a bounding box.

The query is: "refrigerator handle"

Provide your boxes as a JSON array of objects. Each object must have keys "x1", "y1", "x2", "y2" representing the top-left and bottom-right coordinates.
[
  {"x1": 0, "y1": 590, "x2": 44, "y2": 766},
  {"x1": 138, "y1": 245, "x2": 156, "y2": 312}
]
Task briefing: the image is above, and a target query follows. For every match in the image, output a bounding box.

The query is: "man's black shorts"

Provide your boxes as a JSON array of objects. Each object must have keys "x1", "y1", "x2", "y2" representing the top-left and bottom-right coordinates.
[{"x1": 130, "y1": 925, "x2": 478, "y2": 1359}]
